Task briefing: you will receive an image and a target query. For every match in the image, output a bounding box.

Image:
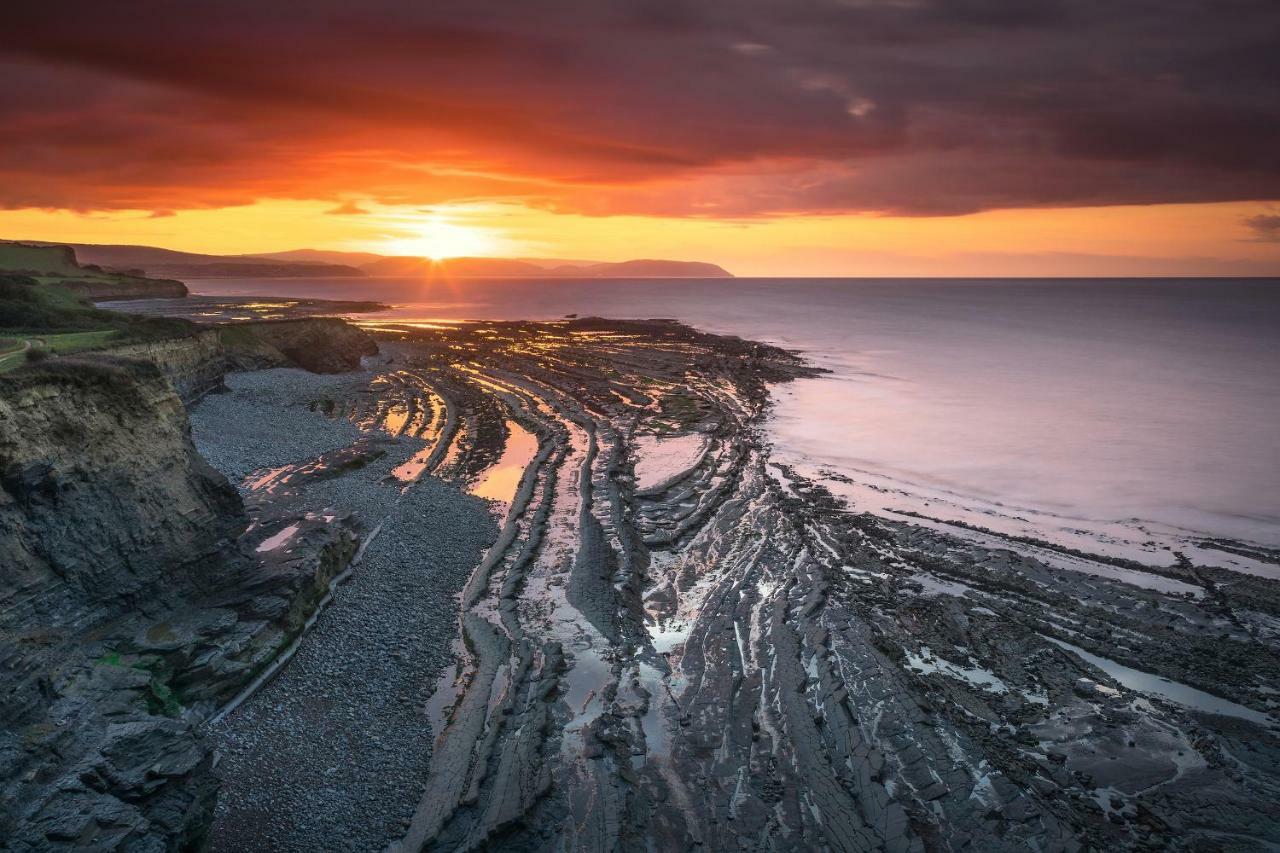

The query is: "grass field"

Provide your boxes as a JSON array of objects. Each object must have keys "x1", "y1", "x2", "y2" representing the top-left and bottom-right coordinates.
[
  {"x1": 42, "y1": 330, "x2": 123, "y2": 352},
  {"x1": 0, "y1": 244, "x2": 85, "y2": 277},
  {"x1": 0, "y1": 331, "x2": 126, "y2": 373},
  {"x1": 0, "y1": 244, "x2": 196, "y2": 374}
]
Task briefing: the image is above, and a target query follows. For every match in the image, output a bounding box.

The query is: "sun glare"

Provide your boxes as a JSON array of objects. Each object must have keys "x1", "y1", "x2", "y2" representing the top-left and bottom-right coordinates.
[{"x1": 380, "y1": 216, "x2": 498, "y2": 260}]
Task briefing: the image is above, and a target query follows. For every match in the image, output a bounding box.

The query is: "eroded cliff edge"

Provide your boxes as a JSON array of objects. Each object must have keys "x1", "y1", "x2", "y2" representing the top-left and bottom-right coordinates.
[{"x1": 0, "y1": 319, "x2": 375, "y2": 849}]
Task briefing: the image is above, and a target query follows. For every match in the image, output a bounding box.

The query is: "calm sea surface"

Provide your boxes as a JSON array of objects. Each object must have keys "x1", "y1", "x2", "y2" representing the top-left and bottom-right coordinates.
[{"x1": 190, "y1": 276, "x2": 1280, "y2": 558}]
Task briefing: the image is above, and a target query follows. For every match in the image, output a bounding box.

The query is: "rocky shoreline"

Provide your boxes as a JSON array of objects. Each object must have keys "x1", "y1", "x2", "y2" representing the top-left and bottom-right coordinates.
[
  {"x1": 0, "y1": 322, "x2": 375, "y2": 849},
  {"x1": 188, "y1": 367, "x2": 497, "y2": 850},
  {"x1": 192, "y1": 318, "x2": 1280, "y2": 850},
  {"x1": 3, "y1": 316, "x2": 1278, "y2": 851}
]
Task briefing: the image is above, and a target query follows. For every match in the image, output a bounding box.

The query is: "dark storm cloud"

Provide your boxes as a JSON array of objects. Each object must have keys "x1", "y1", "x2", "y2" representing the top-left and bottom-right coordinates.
[
  {"x1": 0, "y1": 0, "x2": 1277, "y2": 215},
  {"x1": 1244, "y1": 214, "x2": 1280, "y2": 242}
]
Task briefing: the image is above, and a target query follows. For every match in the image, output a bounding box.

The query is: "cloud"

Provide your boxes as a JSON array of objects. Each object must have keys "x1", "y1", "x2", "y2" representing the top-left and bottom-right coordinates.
[
  {"x1": 1244, "y1": 213, "x2": 1280, "y2": 242},
  {"x1": 326, "y1": 200, "x2": 370, "y2": 215},
  {"x1": 1, "y1": 0, "x2": 1278, "y2": 217}
]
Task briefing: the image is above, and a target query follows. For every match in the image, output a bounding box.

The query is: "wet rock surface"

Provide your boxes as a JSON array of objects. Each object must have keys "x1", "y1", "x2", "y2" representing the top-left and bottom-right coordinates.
[
  {"x1": 301, "y1": 319, "x2": 1274, "y2": 852},
  {"x1": 221, "y1": 317, "x2": 378, "y2": 374},
  {"x1": 6, "y1": 317, "x2": 1279, "y2": 851}
]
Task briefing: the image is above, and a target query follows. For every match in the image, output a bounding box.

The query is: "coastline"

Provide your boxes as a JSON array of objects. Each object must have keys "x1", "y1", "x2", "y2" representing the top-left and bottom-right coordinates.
[
  {"x1": 167, "y1": 274, "x2": 1280, "y2": 563},
  {"x1": 198, "y1": 320, "x2": 1279, "y2": 850},
  {"x1": 193, "y1": 369, "x2": 496, "y2": 849},
  {"x1": 4, "y1": 314, "x2": 1278, "y2": 850}
]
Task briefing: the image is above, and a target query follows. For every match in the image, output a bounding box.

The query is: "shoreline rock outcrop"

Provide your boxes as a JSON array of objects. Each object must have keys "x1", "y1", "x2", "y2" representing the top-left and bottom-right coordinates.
[
  {"x1": 0, "y1": 320, "x2": 376, "y2": 849},
  {"x1": 218, "y1": 317, "x2": 379, "y2": 375}
]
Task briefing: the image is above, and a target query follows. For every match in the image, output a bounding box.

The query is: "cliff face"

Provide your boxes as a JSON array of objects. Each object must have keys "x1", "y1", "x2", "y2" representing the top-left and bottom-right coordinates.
[
  {"x1": 106, "y1": 329, "x2": 228, "y2": 402},
  {"x1": 90, "y1": 318, "x2": 378, "y2": 405},
  {"x1": 0, "y1": 361, "x2": 244, "y2": 847},
  {"x1": 0, "y1": 360, "x2": 243, "y2": 607},
  {"x1": 220, "y1": 317, "x2": 379, "y2": 374},
  {"x1": 0, "y1": 328, "x2": 369, "y2": 849},
  {"x1": 62, "y1": 276, "x2": 189, "y2": 301}
]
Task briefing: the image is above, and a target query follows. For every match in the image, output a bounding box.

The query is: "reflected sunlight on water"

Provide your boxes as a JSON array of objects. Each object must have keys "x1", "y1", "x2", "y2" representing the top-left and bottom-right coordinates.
[
  {"x1": 469, "y1": 420, "x2": 539, "y2": 505},
  {"x1": 190, "y1": 276, "x2": 1280, "y2": 554}
]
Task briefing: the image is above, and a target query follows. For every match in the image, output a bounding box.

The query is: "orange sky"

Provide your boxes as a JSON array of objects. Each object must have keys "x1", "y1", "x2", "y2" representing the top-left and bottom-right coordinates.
[
  {"x1": 2, "y1": 200, "x2": 1278, "y2": 277},
  {"x1": 2, "y1": 3, "x2": 1279, "y2": 276}
]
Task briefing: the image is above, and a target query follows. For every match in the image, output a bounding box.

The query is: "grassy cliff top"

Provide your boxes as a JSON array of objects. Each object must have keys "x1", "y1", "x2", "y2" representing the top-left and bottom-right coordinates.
[
  {"x1": 0, "y1": 243, "x2": 83, "y2": 277},
  {"x1": 0, "y1": 274, "x2": 196, "y2": 373},
  {"x1": 0, "y1": 241, "x2": 188, "y2": 294},
  {"x1": 0, "y1": 242, "x2": 198, "y2": 372}
]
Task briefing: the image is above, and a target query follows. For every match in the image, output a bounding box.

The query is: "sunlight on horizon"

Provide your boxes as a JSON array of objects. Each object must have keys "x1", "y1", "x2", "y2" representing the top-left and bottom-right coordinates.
[{"x1": 372, "y1": 213, "x2": 504, "y2": 260}]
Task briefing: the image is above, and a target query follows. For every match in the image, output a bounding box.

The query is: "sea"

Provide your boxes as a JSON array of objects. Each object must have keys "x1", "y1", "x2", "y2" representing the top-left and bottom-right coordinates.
[{"x1": 185, "y1": 276, "x2": 1280, "y2": 571}]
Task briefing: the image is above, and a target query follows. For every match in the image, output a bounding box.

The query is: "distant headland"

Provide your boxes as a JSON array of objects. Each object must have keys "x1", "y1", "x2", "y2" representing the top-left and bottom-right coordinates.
[{"x1": 3, "y1": 240, "x2": 733, "y2": 280}]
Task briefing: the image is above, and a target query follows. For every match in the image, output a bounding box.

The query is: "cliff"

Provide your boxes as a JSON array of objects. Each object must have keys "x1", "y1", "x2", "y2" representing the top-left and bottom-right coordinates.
[
  {"x1": 0, "y1": 360, "x2": 243, "y2": 612},
  {"x1": 6, "y1": 241, "x2": 364, "y2": 279},
  {"x1": 0, "y1": 242, "x2": 189, "y2": 301},
  {"x1": 0, "y1": 321, "x2": 375, "y2": 849},
  {"x1": 0, "y1": 360, "x2": 244, "y2": 846},
  {"x1": 59, "y1": 276, "x2": 188, "y2": 301},
  {"x1": 93, "y1": 318, "x2": 378, "y2": 404},
  {"x1": 105, "y1": 329, "x2": 227, "y2": 401},
  {"x1": 0, "y1": 243, "x2": 82, "y2": 276},
  {"x1": 360, "y1": 255, "x2": 734, "y2": 278},
  {"x1": 218, "y1": 317, "x2": 379, "y2": 374}
]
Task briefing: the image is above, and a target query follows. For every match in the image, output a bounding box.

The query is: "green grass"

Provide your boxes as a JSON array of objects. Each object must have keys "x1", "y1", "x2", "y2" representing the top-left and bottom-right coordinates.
[
  {"x1": 34, "y1": 273, "x2": 116, "y2": 286},
  {"x1": 216, "y1": 323, "x2": 259, "y2": 347},
  {"x1": 0, "y1": 243, "x2": 83, "y2": 276},
  {"x1": 92, "y1": 651, "x2": 182, "y2": 716},
  {"x1": 0, "y1": 346, "x2": 31, "y2": 373},
  {"x1": 0, "y1": 329, "x2": 132, "y2": 373},
  {"x1": 147, "y1": 679, "x2": 181, "y2": 717},
  {"x1": 40, "y1": 330, "x2": 122, "y2": 353},
  {"x1": 0, "y1": 275, "x2": 195, "y2": 373},
  {"x1": 0, "y1": 243, "x2": 194, "y2": 374}
]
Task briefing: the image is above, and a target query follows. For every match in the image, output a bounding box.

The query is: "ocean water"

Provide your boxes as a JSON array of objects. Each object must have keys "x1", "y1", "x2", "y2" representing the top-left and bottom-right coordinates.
[{"x1": 189, "y1": 276, "x2": 1280, "y2": 564}]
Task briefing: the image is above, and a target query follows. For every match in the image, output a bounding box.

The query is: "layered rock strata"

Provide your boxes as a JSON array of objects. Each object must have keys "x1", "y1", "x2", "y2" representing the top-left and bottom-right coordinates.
[
  {"x1": 0, "y1": 324, "x2": 376, "y2": 849},
  {"x1": 297, "y1": 318, "x2": 1276, "y2": 852}
]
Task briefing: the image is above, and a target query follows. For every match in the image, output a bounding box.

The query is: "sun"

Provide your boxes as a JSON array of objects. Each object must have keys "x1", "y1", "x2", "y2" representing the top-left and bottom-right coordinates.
[{"x1": 380, "y1": 216, "x2": 498, "y2": 260}]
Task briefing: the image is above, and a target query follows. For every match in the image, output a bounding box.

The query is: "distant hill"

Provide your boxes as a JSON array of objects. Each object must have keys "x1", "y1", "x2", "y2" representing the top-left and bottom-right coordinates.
[
  {"x1": 3, "y1": 240, "x2": 733, "y2": 279},
  {"x1": 361, "y1": 255, "x2": 732, "y2": 278},
  {"x1": 0, "y1": 242, "x2": 84, "y2": 277},
  {"x1": 362, "y1": 256, "x2": 550, "y2": 277},
  {"x1": 252, "y1": 250, "x2": 723, "y2": 275},
  {"x1": 552, "y1": 259, "x2": 732, "y2": 278},
  {"x1": 247, "y1": 248, "x2": 389, "y2": 266},
  {"x1": 0, "y1": 241, "x2": 188, "y2": 300},
  {"x1": 12, "y1": 241, "x2": 365, "y2": 279},
  {"x1": 146, "y1": 261, "x2": 365, "y2": 278}
]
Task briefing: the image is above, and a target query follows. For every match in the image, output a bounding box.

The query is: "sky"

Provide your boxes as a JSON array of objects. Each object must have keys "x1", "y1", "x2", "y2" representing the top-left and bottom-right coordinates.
[{"x1": 1, "y1": 0, "x2": 1278, "y2": 276}]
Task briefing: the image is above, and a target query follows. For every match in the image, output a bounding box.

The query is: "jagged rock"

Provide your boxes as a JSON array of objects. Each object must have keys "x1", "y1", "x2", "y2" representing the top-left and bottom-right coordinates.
[{"x1": 0, "y1": 336, "x2": 364, "y2": 849}]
